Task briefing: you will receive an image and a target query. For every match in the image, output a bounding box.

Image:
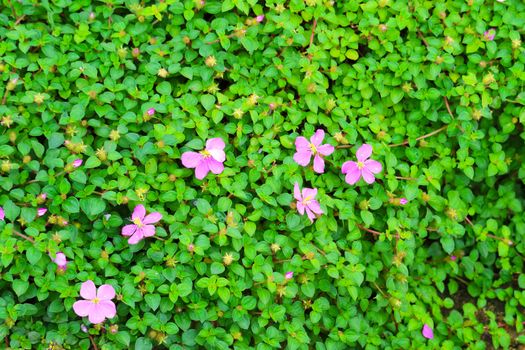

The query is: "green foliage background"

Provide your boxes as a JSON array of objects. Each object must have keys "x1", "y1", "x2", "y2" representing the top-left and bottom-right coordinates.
[{"x1": 1, "y1": 0, "x2": 525, "y2": 349}]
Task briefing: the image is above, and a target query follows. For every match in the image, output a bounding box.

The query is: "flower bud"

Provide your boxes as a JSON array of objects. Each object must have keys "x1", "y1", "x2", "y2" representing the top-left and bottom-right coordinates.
[
  {"x1": 205, "y1": 56, "x2": 217, "y2": 67},
  {"x1": 223, "y1": 253, "x2": 233, "y2": 265},
  {"x1": 6, "y1": 78, "x2": 18, "y2": 91}
]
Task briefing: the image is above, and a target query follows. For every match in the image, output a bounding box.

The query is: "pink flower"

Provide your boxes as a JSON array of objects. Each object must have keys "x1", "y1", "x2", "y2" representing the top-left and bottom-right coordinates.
[
  {"x1": 293, "y1": 129, "x2": 335, "y2": 173},
  {"x1": 50, "y1": 252, "x2": 68, "y2": 270},
  {"x1": 188, "y1": 243, "x2": 195, "y2": 253},
  {"x1": 293, "y1": 182, "x2": 323, "y2": 223},
  {"x1": 147, "y1": 108, "x2": 155, "y2": 116},
  {"x1": 256, "y1": 15, "x2": 265, "y2": 22},
  {"x1": 484, "y1": 29, "x2": 495, "y2": 41},
  {"x1": 400, "y1": 198, "x2": 408, "y2": 205},
  {"x1": 73, "y1": 159, "x2": 83, "y2": 168},
  {"x1": 37, "y1": 208, "x2": 47, "y2": 216},
  {"x1": 450, "y1": 255, "x2": 457, "y2": 261},
  {"x1": 341, "y1": 144, "x2": 382, "y2": 185},
  {"x1": 0, "y1": 206, "x2": 4, "y2": 221},
  {"x1": 73, "y1": 280, "x2": 116, "y2": 324},
  {"x1": 285, "y1": 271, "x2": 294, "y2": 279},
  {"x1": 121, "y1": 204, "x2": 162, "y2": 244},
  {"x1": 181, "y1": 138, "x2": 226, "y2": 180},
  {"x1": 422, "y1": 324, "x2": 434, "y2": 339},
  {"x1": 39, "y1": 193, "x2": 47, "y2": 201}
]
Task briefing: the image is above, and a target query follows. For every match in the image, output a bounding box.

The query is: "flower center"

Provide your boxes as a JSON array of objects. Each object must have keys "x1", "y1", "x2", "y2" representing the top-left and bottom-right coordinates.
[
  {"x1": 200, "y1": 150, "x2": 211, "y2": 158},
  {"x1": 92, "y1": 297, "x2": 100, "y2": 304},
  {"x1": 309, "y1": 143, "x2": 317, "y2": 154},
  {"x1": 302, "y1": 196, "x2": 312, "y2": 205},
  {"x1": 132, "y1": 217, "x2": 144, "y2": 227},
  {"x1": 357, "y1": 161, "x2": 365, "y2": 169}
]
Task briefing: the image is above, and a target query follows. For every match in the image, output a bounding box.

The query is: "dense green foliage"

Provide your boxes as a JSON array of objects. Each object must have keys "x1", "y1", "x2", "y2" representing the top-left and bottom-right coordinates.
[{"x1": 1, "y1": 0, "x2": 525, "y2": 349}]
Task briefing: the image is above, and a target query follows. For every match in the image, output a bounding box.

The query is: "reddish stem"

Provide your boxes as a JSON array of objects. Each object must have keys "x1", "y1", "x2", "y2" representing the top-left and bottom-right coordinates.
[
  {"x1": 13, "y1": 231, "x2": 35, "y2": 244},
  {"x1": 356, "y1": 223, "x2": 381, "y2": 236}
]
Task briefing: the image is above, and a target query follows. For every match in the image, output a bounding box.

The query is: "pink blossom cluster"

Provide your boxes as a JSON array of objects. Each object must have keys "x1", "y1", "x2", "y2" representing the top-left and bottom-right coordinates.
[{"x1": 291, "y1": 129, "x2": 387, "y2": 223}]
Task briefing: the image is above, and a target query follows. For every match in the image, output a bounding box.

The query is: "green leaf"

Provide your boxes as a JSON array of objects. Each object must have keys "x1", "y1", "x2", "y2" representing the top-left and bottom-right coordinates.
[
  {"x1": 145, "y1": 294, "x2": 161, "y2": 311},
  {"x1": 63, "y1": 197, "x2": 80, "y2": 213},
  {"x1": 13, "y1": 280, "x2": 29, "y2": 297},
  {"x1": 440, "y1": 235, "x2": 455, "y2": 254},
  {"x1": 26, "y1": 246, "x2": 42, "y2": 265},
  {"x1": 80, "y1": 197, "x2": 106, "y2": 218},
  {"x1": 200, "y1": 95, "x2": 216, "y2": 111}
]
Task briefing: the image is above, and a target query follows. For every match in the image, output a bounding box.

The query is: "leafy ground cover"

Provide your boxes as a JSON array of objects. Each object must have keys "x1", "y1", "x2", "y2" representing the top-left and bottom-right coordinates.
[{"x1": 0, "y1": 0, "x2": 525, "y2": 349}]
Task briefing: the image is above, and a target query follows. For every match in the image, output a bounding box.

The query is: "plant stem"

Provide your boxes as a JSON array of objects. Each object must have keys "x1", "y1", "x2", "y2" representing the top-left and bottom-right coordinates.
[
  {"x1": 395, "y1": 176, "x2": 417, "y2": 180},
  {"x1": 88, "y1": 334, "x2": 98, "y2": 350},
  {"x1": 13, "y1": 231, "x2": 35, "y2": 244},
  {"x1": 389, "y1": 125, "x2": 448, "y2": 148},
  {"x1": 443, "y1": 96, "x2": 465, "y2": 132},
  {"x1": 309, "y1": 19, "x2": 318, "y2": 48},
  {"x1": 372, "y1": 281, "x2": 388, "y2": 298},
  {"x1": 356, "y1": 223, "x2": 381, "y2": 236}
]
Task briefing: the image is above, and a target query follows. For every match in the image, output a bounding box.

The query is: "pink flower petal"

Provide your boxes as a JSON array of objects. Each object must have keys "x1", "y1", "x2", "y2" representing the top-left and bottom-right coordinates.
[
  {"x1": 73, "y1": 159, "x2": 83, "y2": 168},
  {"x1": 295, "y1": 136, "x2": 310, "y2": 152},
  {"x1": 293, "y1": 182, "x2": 302, "y2": 201},
  {"x1": 293, "y1": 151, "x2": 312, "y2": 166},
  {"x1": 0, "y1": 206, "x2": 4, "y2": 220},
  {"x1": 341, "y1": 160, "x2": 357, "y2": 174},
  {"x1": 143, "y1": 212, "x2": 162, "y2": 225},
  {"x1": 307, "y1": 200, "x2": 323, "y2": 215},
  {"x1": 53, "y1": 252, "x2": 67, "y2": 266},
  {"x1": 207, "y1": 158, "x2": 225, "y2": 175},
  {"x1": 206, "y1": 137, "x2": 225, "y2": 151},
  {"x1": 181, "y1": 152, "x2": 203, "y2": 168},
  {"x1": 208, "y1": 149, "x2": 226, "y2": 162},
  {"x1": 37, "y1": 208, "x2": 47, "y2": 216},
  {"x1": 313, "y1": 154, "x2": 325, "y2": 173},
  {"x1": 422, "y1": 324, "x2": 434, "y2": 339},
  {"x1": 285, "y1": 271, "x2": 293, "y2": 279},
  {"x1": 364, "y1": 159, "x2": 382, "y2": 174},
  {"x1": 317, "y1": 144, "x2": 334, "y2": 156},
  {"x1": 310, "y1": 129, "x2": 325, "y2": 146},
  {"x1": 356, "y1": 144, "x2": 373, "y2": 162},
  {"x1": 88, "y1": 306, "x2": 108, "y2": 324},
  {"x1": 73, "y1": 300, "x2": 94, "y2": 317},
  {"x1": 80, "y1": 280, "x2": 97, "y2": 300},
  {"x1": 128, "y1": 228, "x2": 145, "y2": 244},
  {"x1": 194, "y1": 161, "x2": 209, "y2": 180},
  {"x1": 142, "y1": 225, "x2": 156, "y2": 237},
  {"x1": 305, "y1": 207, "x2": 315, "y2": 223},
  {"x1": 302, "y1": 187, "x2": 318, "y2": 200},
  {"x1": 345, "y1": 168, "x2": 362, "y2": 185},
  {"x1": 122, "y1": 224, "x2": 137, "y2": 237},
  {"x1": 296, "y1": 202, "x2": 305, "y2": 215},
  {"x1": 97, "y1": 284, "x2": 115, "y2": 300},
  {"x1": 361, "y1": 168, "x2": 376, "y2": 184},
  {"x1": 97, "y1": 300, "x2": 116, "y2": 319},
  {"x1": 132, "y1": 205, "x2": 146, "y2": 221}
]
